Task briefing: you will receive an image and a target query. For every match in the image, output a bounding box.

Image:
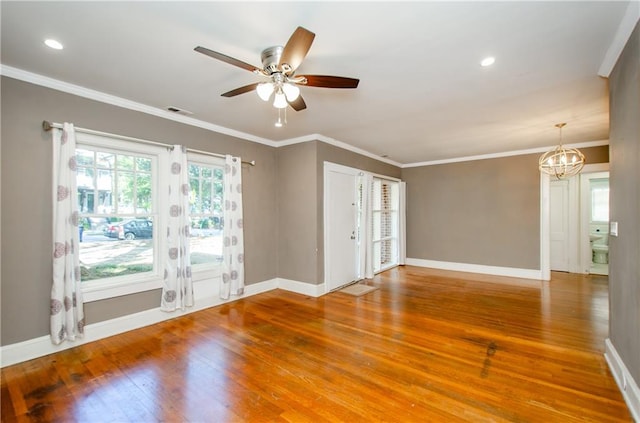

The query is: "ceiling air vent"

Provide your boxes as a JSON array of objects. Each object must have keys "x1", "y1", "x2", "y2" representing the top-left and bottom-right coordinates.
[{"x1": 166, "y1": 106, "x2": 193, "y2": 116}]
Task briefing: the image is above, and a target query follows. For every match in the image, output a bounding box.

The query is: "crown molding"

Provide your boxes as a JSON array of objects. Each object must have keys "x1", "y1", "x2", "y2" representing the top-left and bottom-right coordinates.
[
  {"x1": 402, "y1": 140, "x2": 609, "y2": 168},
  {"x1": 277, "y1": 133, "x2": 402, "y2": 167},
  {"x1": 0, "y1": 65, "x2": 278, "y2": 147},
  {"x1": 598, "y1": 1, "x2": 640, "y2": 77},
  {"x1": 0, "y1": 65, "x2": 401, "y2": 166},
  {"x1": 0, "y1": 65, "x2": 610, "y2": 170}
]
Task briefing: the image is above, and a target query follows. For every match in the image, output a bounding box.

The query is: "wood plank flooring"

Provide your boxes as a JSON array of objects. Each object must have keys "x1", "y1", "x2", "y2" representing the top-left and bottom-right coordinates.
[{"x1": 1, "y1": 266, "x2": 632, "y2": 422}]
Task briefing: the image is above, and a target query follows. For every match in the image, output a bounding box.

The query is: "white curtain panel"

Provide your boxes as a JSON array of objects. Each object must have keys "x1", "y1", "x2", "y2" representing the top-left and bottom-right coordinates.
[
  {"x1": 360, "y1": 173, "x2": 375, "y2": 280},
  {"x1": 161, "y1": 145, "x2": 194, "y2": 311},
  {"x1": 220, "y1": 155, "x2": 245, "y2": 300},
  {"x1": 51, "y1": 123, "x2": 85, "y2": 344}
]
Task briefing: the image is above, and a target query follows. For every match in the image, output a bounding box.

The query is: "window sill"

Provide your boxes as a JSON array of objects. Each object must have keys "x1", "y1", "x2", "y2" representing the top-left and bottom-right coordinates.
[
  {"x1": 82, "y1": 274, "x2": 162, "y2": 303},
  {"x1": 81, "y1": 266, "x2": 223, "y2": 303}
]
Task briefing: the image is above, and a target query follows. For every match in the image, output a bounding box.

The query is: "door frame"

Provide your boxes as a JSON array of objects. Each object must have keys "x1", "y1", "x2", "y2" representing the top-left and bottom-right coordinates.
[
  {"x1": 540, "y1": 162, "x2": 610, "y2": 279},
  {"x1": 580, "y1": 170, "x2": 610, "y2": 273},
  {"x1": 549, "y1": 178, "x2": 571, "y2": 272}
]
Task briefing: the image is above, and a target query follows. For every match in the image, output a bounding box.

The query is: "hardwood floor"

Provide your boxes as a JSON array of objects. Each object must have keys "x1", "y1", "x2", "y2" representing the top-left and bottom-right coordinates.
[{"x1": 1, "y1": 266, "x2": 632, "y2": 422}]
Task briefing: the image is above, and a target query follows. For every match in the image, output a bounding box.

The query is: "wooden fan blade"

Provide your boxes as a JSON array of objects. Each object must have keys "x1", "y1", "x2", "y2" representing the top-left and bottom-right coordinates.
[
  {"x1": 278, "y1": 27, "x2": 315, "y2": 74},
  {"x1": 195, "y1": 46, "x2": 262, "y2": 74},
  {"x1": 288, "y1": 95, "x2": 307, "y2": 111},
  {"x1": 221, "y1": 83, "x2": 259, "y2": 98},
  {"x1": 298, "y1": 75, "x2": 360, "y2": 89}
]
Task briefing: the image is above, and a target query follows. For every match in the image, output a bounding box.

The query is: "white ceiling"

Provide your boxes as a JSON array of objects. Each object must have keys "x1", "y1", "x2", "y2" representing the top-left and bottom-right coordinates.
[{"x1": 0, "y1": 1, "x2": 632, "y2": 165}]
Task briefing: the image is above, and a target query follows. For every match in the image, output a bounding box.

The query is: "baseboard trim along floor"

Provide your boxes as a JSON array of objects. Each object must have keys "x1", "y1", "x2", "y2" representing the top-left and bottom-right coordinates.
[
  {"x1": 605, "y1": 338, "x2": 640, "y2": 422},
  {"x1": 1, "y1": 276, "x2": 323, "y2": 368}
]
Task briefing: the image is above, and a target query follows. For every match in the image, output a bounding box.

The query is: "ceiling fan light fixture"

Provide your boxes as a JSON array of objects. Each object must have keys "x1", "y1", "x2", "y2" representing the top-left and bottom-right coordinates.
[
  {"x1": 256, "y1": 82, "x2": 274, "y2": 101},
  {"x1": 282, "y1": 82, "x2": 300, "y2": 101},
  {"x1": 273, "y1": 91, "x2": 288, "y2": 109}
]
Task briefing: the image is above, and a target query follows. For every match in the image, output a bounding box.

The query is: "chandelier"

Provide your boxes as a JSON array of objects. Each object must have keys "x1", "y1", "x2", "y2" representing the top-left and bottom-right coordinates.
[{"x1": 538, "y1": 123, "x2": 585, "y2": 179}]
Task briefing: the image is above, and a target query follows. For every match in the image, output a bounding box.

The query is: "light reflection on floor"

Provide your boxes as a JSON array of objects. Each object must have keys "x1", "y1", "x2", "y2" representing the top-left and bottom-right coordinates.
[{"x1": 74, "y1": 366, "x2": 159, "y2": 421}]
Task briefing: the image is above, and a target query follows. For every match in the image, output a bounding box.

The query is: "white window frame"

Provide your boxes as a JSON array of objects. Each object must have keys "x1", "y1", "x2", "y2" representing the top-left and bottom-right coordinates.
[
  {"x1": 187, "y1": 152, "x2": 225, "y2": 283},
  {"x1": 372, "y1": 177, "x2": 400, "y2": 273},
  {"x1": 76, "y1": 133, "x2": 168, "y2": 302}
]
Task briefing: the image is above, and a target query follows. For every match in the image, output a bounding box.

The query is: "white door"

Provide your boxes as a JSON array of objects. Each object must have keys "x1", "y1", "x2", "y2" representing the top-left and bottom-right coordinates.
[
  {"x1": 550, "y1": 179, "x2": 570, "y2": 271},
  {"x1": 325, "y1": 165, "x2": 359, "y2": 291}
]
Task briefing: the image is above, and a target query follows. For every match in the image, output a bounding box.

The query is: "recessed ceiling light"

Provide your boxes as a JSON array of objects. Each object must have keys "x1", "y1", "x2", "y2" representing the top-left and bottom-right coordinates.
[
  {"x1": 44, "y1": 39, "x2": 63, "y2": 50},
  {"x1": 480, "y1": 56, "x2": 495, "y2": 67}
]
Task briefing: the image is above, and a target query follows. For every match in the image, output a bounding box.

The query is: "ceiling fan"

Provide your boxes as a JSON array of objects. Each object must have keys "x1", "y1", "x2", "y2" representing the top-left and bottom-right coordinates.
[{"x1": 195, "y1": 26, "x2": 359, "y2": 112}]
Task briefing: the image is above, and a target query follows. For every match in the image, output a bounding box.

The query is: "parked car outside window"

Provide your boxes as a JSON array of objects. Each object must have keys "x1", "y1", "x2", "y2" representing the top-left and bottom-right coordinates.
[{"x1": 103, "y1": 218, "x2": 153, "y2": 240}]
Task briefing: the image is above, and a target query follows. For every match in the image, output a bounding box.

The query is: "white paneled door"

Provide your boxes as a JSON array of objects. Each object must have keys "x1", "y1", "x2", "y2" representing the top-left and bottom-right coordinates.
[
  {"x1": 550, "y1": 179, "x2": 570, "y2": 272},
  {"x1": 324, "y1": 164, "x2": 359, "y2": 291}
]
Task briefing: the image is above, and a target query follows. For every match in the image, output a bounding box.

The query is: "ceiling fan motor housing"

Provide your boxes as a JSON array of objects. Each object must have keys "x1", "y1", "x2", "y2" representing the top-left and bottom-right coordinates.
[{"x1": 261, "y1": 46, "x2": 284, "y2": 74}]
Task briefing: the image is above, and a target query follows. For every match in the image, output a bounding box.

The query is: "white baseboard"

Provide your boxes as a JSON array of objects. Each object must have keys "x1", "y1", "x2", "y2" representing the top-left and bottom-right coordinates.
[
  {"x1": 406, "y1": 258, "x2": 542, "y2": 280},
  {"x1": 605, "y1": 338, "x2": 640, "y2": 422},
  {"x1": 0, "y1": 278, "x2": 279, "y2": 368},
  {"x1": 277, "y1": 278, "x2": 326, "y2": 297}
]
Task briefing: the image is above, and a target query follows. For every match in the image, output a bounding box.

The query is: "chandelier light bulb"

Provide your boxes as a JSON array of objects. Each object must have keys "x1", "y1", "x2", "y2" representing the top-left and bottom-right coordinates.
[
  {"x1": 273, "y1": 91, "x2": 288, "y2": 109},
  {"x1": 282, "y1": 83, "x2": 300, "y2": 101},
  {"x1": 256, "y1": 82, "x2": 274, "y2": 101}
]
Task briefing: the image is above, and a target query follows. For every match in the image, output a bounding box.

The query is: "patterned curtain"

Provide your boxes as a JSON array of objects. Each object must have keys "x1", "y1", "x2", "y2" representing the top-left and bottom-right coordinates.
[
  {"x1": 161, "y1": 145, "x2": 194, "y2": 311},
  {"x1": 51, "y1": 123, "x2": 85, "y2": 344},
  {"x1": 220, "y1": 155, "x2": 245, "y2": 300}
]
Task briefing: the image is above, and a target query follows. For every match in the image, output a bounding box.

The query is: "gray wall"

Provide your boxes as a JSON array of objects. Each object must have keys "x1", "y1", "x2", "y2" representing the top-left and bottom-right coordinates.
[
  {"x1": 1, "y1": 70, "x2": 622, "y2": 354},
  {"x1": 608, "y1": 21, "x2": 639, "y2": 384},
  {"x1": 276, "y1": 141, "x2": 402, "y2": 285},
  {"x1": 402, "y1": 146, "x2": 609, "y2": 269},
  {"x1": 276, "y1": 142, "x2": 318, "y2": 284},
  {"x1": 1, "y1": 76, "x2": 278, "y2": 345},
  {"x1": 0, "y1": 77, "x2": 399, "y2": 345}
]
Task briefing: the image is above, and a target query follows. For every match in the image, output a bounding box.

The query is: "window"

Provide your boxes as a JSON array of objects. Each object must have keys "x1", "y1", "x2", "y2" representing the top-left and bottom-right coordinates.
[
  {"x1": 73, "y1": 133, "x2": 226, "y2": 301},
  {"x1": 73, "y1": 133, "x2": 166, "y2": 301},
  {"x1": 188, "y1": 156, "x2": 225, "y2": 272},
  {"x1": 590, "y1": 178, "x2": 609, "y2": 222},
  {"x1": 76, "y1": 142, "x2": 158, "y2": 284}
]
